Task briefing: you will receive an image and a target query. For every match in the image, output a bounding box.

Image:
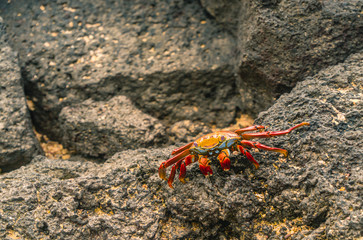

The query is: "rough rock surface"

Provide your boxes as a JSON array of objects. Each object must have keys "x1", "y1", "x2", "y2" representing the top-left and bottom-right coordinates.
[
  {"x1": 59, "y1": 95, "x2": 166, "y2": 158},
  {"x1": 0, "y1": 17, "x2": 41, "y2": 168},
  {"x1": 0, "y1": 52, "x2": 361, "y2": 239},
  {"x1": 237, "y1": 0, "x2": 363, "y2": 114},
  {"x1": 200, "y1": 0, "x2": 241, "y2": 33},
  {"x1": 0, "y1": 0, "x2": 239, "y2": 143},
  {"x1": 251, "y1": 51, "x2": 362, "y2": 239},
  {"x1": 0, "y1": 150, "x2": 169, "y2": 240}
]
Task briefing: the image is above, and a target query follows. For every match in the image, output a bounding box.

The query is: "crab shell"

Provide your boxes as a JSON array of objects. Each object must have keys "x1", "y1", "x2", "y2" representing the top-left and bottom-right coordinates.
[{"x1": 190, "y1": 131, "x2": 240, "y2": 156}]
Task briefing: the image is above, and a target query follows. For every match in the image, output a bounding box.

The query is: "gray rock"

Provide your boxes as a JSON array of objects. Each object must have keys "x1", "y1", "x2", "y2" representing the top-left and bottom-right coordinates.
[
  {"x1": 0, "y1": 17, "x2": 41, "y2": 168},
  {"x1": 237, "y1": 0, "x2": 363, "y2": 114},
  {"x1": 0, "y1": 149, "x2": 170, "y2": 240},
  {"x1": 200, "y1": 0, "x2": 241, "y2": 33},
  {"x1": 0, "y1": 52, "x2": 361, "y2": 239},
  {"x1": 252, "y1": 51, "x2": 362, "y2": 239},
  {"x1": 59, "y1": 95, "x2": 166, "y2": 158},
  {"x1": 0, "y1": 0, "x2": 239, "y2": 145}
]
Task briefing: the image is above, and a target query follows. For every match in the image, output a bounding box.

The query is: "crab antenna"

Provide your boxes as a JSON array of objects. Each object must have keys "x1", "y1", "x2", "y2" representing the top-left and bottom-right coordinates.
[{"x1": 171, "y1": 142, "x2": 193, "y2": 155}]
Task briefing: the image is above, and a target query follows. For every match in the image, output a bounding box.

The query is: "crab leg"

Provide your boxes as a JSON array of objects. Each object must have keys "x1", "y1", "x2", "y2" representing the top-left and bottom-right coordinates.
[
  {"x1": 178, "y1": 155, "x2": 195, "y2": 184},
  {"x1": 167, "y1": 159, "x2": 184, "y2": 188},
  {"x1": 234, "y1": 125, "x2": 266, "y2": 134},
  {"x1": 218, "y1": 149, "x2": 231, "y2": 171},
  {"x1": 159, "y1": 149, "x2": 190, "y2": 181},
  {"x1": 199, "y1": 156, "x2": 213, "y2": 176},
  {"x1": 171, "y1": 142, "x2": 193, "y2": 155},
  {"x1": 241, "y1": 122, "x2": 310, "y2": 140},
  {"x1": 240, "y1": 140, "x2": 288, "y2": 157},
  {"x1": 237, "y1": 145, "x2": 260, "y2": 169}
]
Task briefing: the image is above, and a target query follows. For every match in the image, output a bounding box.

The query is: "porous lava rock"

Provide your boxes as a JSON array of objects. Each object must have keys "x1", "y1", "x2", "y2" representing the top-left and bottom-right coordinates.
[
  {"x1": 0, "y1": 149, "x2": 170, "y2": 240},
  {"x1": 237, "y1": 0, "x2": 363, "y2": 114},
  {"x1": 0, "y1": 51, "x2": 361, "y2": 239},
  {"x1": 0, "y1": 0, "x2": 239, "y2": 144},
  {"x1": 0, "y1": 17, "x2": 41, "y2": 169},
  {"x1": 59, "y1": 95, "x2": 166, "y2": 158}
]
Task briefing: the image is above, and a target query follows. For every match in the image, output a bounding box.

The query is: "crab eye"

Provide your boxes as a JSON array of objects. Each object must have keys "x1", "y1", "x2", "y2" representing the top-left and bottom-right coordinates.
[
  {"x1": 193, "y1": 142, "x2": 198, "y2": 147},
  {"x1": 221, "y1": 136, "x2": 225, "y2": 141}
]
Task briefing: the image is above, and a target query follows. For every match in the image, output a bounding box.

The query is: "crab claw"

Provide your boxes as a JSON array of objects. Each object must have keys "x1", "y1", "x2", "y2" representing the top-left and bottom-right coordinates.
[
  {"x1": 158, "y1": 162, "x2": 168, "y2": 181},
  {"x1": 167, "y1": 165, "x2": 177, "y2": 188},
  {"x1": 184, "y1": 155, "x2": 194, "y2": 166},
  {"x1": 221, "y1": 157, "x2": 231, "y2": 171},
  {"x1": 179, "y1": 162, "x2": 187, "y2": 183},
  {"x1": 218, "y1": 150, "x2": 231, "y2": 171},
  {"x1": 199, "y1": 157, "x2": 213, "y2": 176}
]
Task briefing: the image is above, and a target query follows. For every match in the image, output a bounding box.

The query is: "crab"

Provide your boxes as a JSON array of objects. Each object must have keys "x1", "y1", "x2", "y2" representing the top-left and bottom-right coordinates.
[{"x1": 159, "y1": 122, "x2": 310, "y2": 188}]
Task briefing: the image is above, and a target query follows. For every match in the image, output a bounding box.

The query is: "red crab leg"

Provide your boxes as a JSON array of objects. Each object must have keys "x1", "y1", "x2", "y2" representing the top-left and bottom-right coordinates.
[
  {"x1": 168, "y1": 159, "x2": 183, "y2": 189},
  {"x1": 240, "y1": 140, "x2": 288, "y2": 157},
  {"x1": 234, "y1": 125, "x2": 266, "y2": 134},
  {"x1": 171, "y1": 142, "x2": 193, "y2": 155},
  {"x1": 237, "y1": 145, "x2": 260, "y2": 169},
  {"x1": 217, "y1": 149, "x2": 231, "y2": 171},
  {"x1": 241, "y1": 122, "x2": 310, "y2": 140},
  {"x1": 179, "y1": 155, "x2": 195, "y2": 184},
  {"x1": 159, "y1": 149, "x2": 190, "y2": 181},
  {"x1": 199, "y1": 156, "x2": 213, "y2": 176}
]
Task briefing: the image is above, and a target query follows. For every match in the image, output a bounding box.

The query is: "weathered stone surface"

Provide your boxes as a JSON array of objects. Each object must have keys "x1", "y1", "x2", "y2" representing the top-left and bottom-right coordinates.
[
  {"x1": 0, "y1": 149, "x2": 170, "y2": 240},
  {"x1": 251, "y1": 51, "x2": 362, "y2": 239},
  {"x1": 168, "y1": 120, "x2": 211, "y2": 144},
  {"x1": 0, "y1": 17, "x2": 41, "y2": 168},
  {"x1": 0, "y1": 52, "x2": 361, "y2": 239},
  {"x1": 200, "y1": 0, "x2": 241, "y2": 33},
  {"x1": 0, "y1": 0, "x2": 239, "y2": 145},
  {"x1": 59, "y1": 95, "x2": 166, "y2": 158},
  {"x1": 237, "y1": 0, "x2": 363, "y2": 114}
]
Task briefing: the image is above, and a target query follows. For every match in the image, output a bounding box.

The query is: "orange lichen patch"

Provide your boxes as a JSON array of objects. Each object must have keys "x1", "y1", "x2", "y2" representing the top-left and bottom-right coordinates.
[
  {"x1": 34, "y1": 129, "x2": 73, "y2": 159},
  {"x1": 6, "y1": 229, "x2": 22, "y2": 240},
  {"x1": 95, "y1": 207, "x2": 114, "y2": 216},
  {"x1": 26, "y1": 99, "x2": 36, "y2": 111},
  {"x1": 160, "y1": 218, "x2": 202, "y2": 239},
  {"x1": 253, "y1": 217, "x2": 312, "y2": 239}
]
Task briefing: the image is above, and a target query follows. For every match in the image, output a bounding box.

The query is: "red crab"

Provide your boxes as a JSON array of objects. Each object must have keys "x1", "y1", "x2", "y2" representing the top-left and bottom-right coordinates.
[{"x1": 159, "y1": 122, "x2": 309, "y2": 188}]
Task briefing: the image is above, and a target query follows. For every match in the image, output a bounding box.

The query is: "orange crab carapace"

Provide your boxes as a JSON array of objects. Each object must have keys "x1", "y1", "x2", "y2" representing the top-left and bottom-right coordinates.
[{"x1": 159, "y1": 122, "x2": 310, "y2": 188}]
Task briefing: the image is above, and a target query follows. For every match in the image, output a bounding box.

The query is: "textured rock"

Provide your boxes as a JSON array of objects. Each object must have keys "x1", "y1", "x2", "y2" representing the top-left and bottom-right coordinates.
[
  {"x1": 251, "y1": 51, "x2": 362, "y2": 239},
  {"x1": 0, "y1": 52, "x2": 361, "y2": 239},
  {"x1": 0, "y1": 149, "x2": 170, "y2": 240},
  {"x1": 0, "y1": 0, "x2": 239, "y2": 144},
  {"x1": 200, "y1": 0, "x2": 241, "y2": 33},
  {"x1": 59, "y1": 95, "x2": 166, "y2": 158},
  {"x1": 237, "y1": 0, "x2": 363, "y2": 114},
  {"x1": 0, "y1": 17, "x2": 41, "y2": 168}
]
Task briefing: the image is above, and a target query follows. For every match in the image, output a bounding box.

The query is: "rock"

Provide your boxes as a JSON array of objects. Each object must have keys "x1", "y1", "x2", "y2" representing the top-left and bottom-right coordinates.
[
  {"x1": 252, "y1": 51, "x2": 362, "y2": 239},
  {"x1": 237, "y1": 0, "x2": 363, "y2": 114},
  {"x1": 0, "y1": 1, "x2": 361, "y2": 239},
  {"x1": 0, "y1": 149, "x2": 170, "y2": 239},
  {"x1": 59, "y1": 95, "x2": 166, "y2": 158},
  {"x1": 1, "y1": 0, "x2": 239, "y2": 145},
  {"x1": 1, "y1": 52, "x2": 361, "y2": 239},
  {"x1": 0, "y1": 17, "x2": 41, "y2": 169},
  {"x1": 200, "y1": 0, "x2": 241, "y2": 33},
  {"x1": 168, "y1": 120, "x2": 211, "y2": 144}
]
